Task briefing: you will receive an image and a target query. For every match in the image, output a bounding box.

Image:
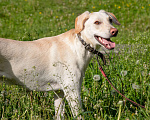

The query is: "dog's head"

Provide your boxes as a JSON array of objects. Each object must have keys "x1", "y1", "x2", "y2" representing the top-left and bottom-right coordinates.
[{"x1": 75, "y1": 10, "x2": 121, "y2": 50}]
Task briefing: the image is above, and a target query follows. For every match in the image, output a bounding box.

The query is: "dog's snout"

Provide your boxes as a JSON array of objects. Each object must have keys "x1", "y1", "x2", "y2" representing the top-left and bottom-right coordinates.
[{"x1": 110, "y1": 28, "x2": 118, "y2": 37}]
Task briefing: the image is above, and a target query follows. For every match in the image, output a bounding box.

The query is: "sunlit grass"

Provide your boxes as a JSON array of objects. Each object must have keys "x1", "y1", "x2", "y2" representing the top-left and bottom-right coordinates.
[{"x1": 0, "y1": 0, "x2": 149, "y2": 119}]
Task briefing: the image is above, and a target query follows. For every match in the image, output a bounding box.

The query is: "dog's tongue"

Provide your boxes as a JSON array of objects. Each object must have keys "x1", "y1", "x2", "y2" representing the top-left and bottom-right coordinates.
[{"x1": 102, "y1": 38, "x2": 115, "y2": 49}]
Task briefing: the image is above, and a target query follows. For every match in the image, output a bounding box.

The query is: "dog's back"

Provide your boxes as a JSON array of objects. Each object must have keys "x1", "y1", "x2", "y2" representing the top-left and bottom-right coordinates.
[{"x1": 0, "y1": 29, "x2": 78, "y2": 91}]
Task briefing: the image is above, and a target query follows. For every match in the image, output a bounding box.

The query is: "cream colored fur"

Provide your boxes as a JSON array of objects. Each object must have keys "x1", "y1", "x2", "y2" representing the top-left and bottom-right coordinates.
[{"x1": 0, "y1": 10, "x2": 120, "y2": 120}]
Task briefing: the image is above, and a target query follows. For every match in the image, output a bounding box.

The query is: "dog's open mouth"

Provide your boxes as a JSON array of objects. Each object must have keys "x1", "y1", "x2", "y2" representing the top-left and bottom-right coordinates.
[{"x1": 94, "y1": 35, "x2": 115, "y2": 50}]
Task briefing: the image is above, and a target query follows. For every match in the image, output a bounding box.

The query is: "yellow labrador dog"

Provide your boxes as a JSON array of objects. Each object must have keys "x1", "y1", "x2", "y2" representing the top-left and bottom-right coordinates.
[{"x1": 0, "y1": 10, "x2": 120, "y2": 119}]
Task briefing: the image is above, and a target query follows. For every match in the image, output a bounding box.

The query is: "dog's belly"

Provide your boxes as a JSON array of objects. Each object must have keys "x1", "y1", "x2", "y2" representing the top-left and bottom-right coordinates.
[{"x1": 0, "y1": 69, "x2": 62, "y2": 91}]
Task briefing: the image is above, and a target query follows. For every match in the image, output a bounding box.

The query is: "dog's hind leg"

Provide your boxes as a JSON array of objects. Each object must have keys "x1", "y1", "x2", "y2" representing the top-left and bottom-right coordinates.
[{"x1": 54, "y1": 90, "x2": 65, "y2": 120}]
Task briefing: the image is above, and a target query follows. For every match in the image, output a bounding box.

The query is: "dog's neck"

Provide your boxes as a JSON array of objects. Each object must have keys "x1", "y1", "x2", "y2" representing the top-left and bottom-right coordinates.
[
  {"x1": 70, "y1": 33, "x2": 93, "y2": 73},
  {"x1": 77, "y1": 34, "x2": 99, "y2": 55},
  {"x1": 77, "y1": 33, "x2": 106, "y2": 64}
]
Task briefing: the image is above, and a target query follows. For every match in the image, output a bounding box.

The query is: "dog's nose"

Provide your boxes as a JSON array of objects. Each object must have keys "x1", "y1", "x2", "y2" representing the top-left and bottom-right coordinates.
[{"x1": 110, "y1": 28, "x2": 118, "y2": 37}]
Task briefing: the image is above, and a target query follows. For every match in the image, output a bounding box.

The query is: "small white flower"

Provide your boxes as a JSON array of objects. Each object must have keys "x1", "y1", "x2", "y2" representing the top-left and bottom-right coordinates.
[
  {"x1": 143, "y1": 63, "x2": 148, "y2": 69},
  {"x1": 136, "y1": 60, "x2": 140, "y2": 64},
  {"x1": 85, "y1": 97, "x2": 88, "y2": 100},
  {"x1": 117, "y1": 100, "x2": 124, "y2": 106},
  {"x1": 141, "y1": 71, "x2": 147, "y2": 76},
  {"x1": 144, "y1": 49, "x2": 147, "y2": 51},
  {"x1": 2, "y1": 75, "x2": 6, "y2": 78},
  {"x1": 1, "y1": 90, "x2": 7, "y2": 96},
  {"x1": 111, "y1": 89, "x2": 116, "y2": 96},
  {"x1": 132, "y1": 83, "x2": 141, "y2": 90},
  {"x1": 135, "y1": 110, "x2": 138, "y2": 115},
  {"x1": 94, "y1": 114, "x2": 97, "y2": 118},
  {"x1": 93, "y1": 103, "x2": 101, "y2": 109},
  {"x1": 93, "y1": 75, "x2": 100, "y2": 81},
  {"x1": 121, "y1": 70, "x2": 127, "y2": 76}
]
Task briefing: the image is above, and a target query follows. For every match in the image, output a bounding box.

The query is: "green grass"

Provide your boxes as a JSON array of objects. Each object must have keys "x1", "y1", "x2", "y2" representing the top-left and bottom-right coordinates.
[{"x1": 0, "y1": 0, "x2": 150, "y2": 119}]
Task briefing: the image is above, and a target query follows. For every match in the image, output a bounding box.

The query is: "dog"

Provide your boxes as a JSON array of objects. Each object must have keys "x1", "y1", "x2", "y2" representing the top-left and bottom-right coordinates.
[{"x1": 0, "y1": 10, "x2": 120, "y2": 119}]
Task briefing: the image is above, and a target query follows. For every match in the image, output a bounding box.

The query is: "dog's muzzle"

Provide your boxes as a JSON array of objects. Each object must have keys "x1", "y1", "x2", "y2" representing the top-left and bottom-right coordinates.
[{"x1": 94, "y1": 35, "x2": 115, "y2": 50}]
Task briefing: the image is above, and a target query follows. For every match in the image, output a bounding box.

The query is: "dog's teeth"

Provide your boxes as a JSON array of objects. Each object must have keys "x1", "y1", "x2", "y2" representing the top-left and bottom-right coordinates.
[{"x1": 99, "y1": 37, "x2": 102, "y2": 41}]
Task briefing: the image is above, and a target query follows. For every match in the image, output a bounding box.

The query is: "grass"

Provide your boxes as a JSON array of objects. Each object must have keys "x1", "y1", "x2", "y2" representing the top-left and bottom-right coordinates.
[{"x1": 0, "y1": 0, "x2": 150, "y2": 119}]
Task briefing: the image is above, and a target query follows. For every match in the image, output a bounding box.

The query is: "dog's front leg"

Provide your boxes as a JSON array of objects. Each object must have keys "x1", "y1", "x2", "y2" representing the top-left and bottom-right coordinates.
[
  {"x1": 54, "y1": 90, "x2": 65, "y2": 120},
  {"x1": 64, "y1": 87, "x2": 83, "y2": 120}
]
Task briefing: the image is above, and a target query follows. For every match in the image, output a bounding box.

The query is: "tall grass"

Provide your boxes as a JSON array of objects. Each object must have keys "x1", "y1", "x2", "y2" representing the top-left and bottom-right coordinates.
[{"x1": 0, "y1": 0, "x2": 150, "y2": 119}]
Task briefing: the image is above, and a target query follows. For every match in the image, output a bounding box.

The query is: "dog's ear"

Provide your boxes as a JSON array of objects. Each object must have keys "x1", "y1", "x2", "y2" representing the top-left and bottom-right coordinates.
[
  {"x1": 107, "y1": 12, "x2": 121, "y2": 25},
  {"x1": 75, "y1": 11, "x2": 90, "y2": 33}
]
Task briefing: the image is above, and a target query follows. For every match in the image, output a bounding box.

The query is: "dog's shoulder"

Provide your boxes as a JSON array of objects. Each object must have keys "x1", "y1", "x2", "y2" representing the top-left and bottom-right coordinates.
[{"x1": 60, "y1": 29, "x2": 76, "y2": 44}]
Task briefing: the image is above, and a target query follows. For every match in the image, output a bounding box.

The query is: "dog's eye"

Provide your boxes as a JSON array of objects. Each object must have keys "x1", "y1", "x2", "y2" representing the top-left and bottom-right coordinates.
[
  {"x1": 94, "y1": 21, "x2": 101, "y2": 25},
  {"x1": 109, "y1": 18, "x2": 113, "y2": 23}
]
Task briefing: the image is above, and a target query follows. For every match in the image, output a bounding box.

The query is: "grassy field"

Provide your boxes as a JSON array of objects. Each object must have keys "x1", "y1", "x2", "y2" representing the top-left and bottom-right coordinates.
[{"x1": 0, "y1": 0, "x2": 150, "y2": 119}]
